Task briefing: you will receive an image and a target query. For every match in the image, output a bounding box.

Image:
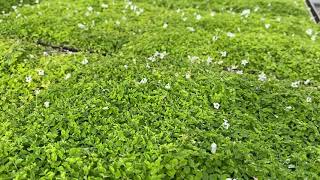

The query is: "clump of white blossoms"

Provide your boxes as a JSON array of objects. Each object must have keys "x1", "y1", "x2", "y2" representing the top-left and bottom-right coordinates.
[
  {"x1": 227, "y1": 32, "x2": 235, "y2": 38},
  {"x1": 81, "y1": 58, "x2": 89, "y2": 65},
  {"x1": 38, "y1": 69, "x2": 45, "y2": 76},
  {"x1": 241, "y1": 59, "x2": 249, "y2": 66},
  {"x1": 291, "y1": 81, "x2": 300, "y2": 88},
  {"x1": 26, "y1": 76, "x2": 32, "y2": 83},
  {"x1": 240, "y1": 9, "x2": 251, "y2": 18},
  {"x1": 222, "y1": 119, "x2": 230, "y2": 129},
  {"x1": 258, "y1": 72, "x2": 267, "y2": 82},
  {"x1": 188, "y1": 55, "x2": 199, "y2": 63},
  {"x1": 165, "y1": 83, "x2": 171, "y2": 90},
  {"x1": 139, "y1": 78, "x2": 148, "y2": 84},
  {"x1": 211, "y1": 142, "x2": 217, "y2": 154},
  {"x1": 306, "y1": 28, "x2": 313, "y2": 36},
  {"x1": 148, "y1": 51, "x2": 168, "y2": 62},
  {"x1": 44, "y1": 101, "x2": 50, "y2": 108},
  {"x1": 213, "y1": 103, "x2": 220, "y2": 109}
]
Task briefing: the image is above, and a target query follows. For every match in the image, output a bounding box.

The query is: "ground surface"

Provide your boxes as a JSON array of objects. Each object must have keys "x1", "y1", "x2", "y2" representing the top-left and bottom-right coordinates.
[{"x1": 0, "y1": 0, "x2": 320, "y2": 179}]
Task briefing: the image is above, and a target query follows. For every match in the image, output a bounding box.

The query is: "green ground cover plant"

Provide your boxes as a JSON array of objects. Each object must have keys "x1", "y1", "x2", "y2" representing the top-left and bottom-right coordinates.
[{"x1": 0, "y1": 0, "x2": 319, "y2": 179}]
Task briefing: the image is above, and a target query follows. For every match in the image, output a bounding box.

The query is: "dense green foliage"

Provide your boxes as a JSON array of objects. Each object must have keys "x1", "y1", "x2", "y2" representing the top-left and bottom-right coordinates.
[{"x1": 0, "y1": 0, "x2": 319, "y2": 179}]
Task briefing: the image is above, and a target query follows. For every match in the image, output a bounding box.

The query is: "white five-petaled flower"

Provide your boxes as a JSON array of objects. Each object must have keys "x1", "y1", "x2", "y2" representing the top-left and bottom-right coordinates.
[
  {"x1": 139, "y1": 78, "x2": 148, "y2": 84},
  {"x1": 81, "y1": 58, "x2": 89, "y2": 65},
  {"x1": 187, "y1": 27, "x2": 195, "y2": 32},
  {"x1": 188, "y1": 56, "x2": 199, "y2": 63},
  {"x1": 241, "y1": 9, "x2": 251, "y2": 17},
  {"x1": 241, "y1": 59, "x2": 249, "y2": 66},
  {"x1": 213, "y1": 103, "x2": 220, "y2": 109},
  {"x1": 227, "y1": 32, "x2": 235, "y2": 38},
  {"x1": 211, "y1": 142, "x2": 217, "y2": 154},
  {"x1": 207, "y1": 56, "x2": 213, "y2": 64},
  {"x1": 258, "y1": 72, "x2": 267, "y2": 82},
  {"x1": 212, "y1": 35, "x2": 219, "y2": 41},
  {"x1": 101, "y1": 3, "x2": 108, "y2": 9},
  {"x1": 165, "y1": 83, "x2": 171, "y2": 90},
  {"x1": 306, "y1": 96, "x2": 312, "y2": 103},
  {"x1": 34, "y1": 89, "x2": 41, "y2": 95},
  {"x1": 38, "y1": 69, "x2": 45, "y2": 76},
  {"x1": 185, "y1": 72, "x2": 191, "y2": 79},
  {"x1": 265, "y1": 24, "x2": 271, "y2": 29},
  {"x1": 220, "y1": 51, "x2": 227, "y2": 57},
  {"x1": 44, "y1": 101, "x2": 50, "y2": 108},
  {"x1": 195, "y1": 14, "x2": 202, "y2": 20},
  {"x1": 163, "y1": 23, "x2": 168, "y2": 29},
  {"x1": 222, "y1": 119, "x2": 230, "y2": 129},
  {"x1": 306, "y1": 29, "x2": 313, "y2": 36},
  {"x1": 78, "y1": 23, "x2": 86, "y2": 29},
  {"x1": 26, "y1": 76, "x2": 32, "y2": 83},
  {"x1": 291, "y1": 81, "x2": 300, "y2": 88},
  {"x1": 65, "y1": 73, "x2": 71, "y2": 80}
]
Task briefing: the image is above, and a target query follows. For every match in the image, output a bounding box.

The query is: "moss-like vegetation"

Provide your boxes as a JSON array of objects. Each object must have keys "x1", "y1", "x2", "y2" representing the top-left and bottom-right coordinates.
[{"x1": 0, "y1": 0, "x2": 319, "y2": 179}]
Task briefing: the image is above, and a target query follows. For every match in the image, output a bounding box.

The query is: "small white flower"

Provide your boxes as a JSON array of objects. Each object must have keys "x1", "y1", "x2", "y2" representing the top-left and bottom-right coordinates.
[
  {"x1": 102, "y1": 106, "x2": 109, "y2": 110},
  {"x1": 291, "y1": 81, "x2": 300, "y2": 88},
  {"x1": 265, "y1": 24, "x2": 271, "y2": 29},
  {"x1": 222, "y1": 119, "x2": 230, "y2": 129},
  {"x1": 43, "y1": 52, "x2": 49, "y2": 56},
  {"x1": 306, "y1": 96, "x2": 312, "y2": 103},
  {"x1": 139, "y1": 78, "x2": 148, "y2": 84},
  {"x1": 146, "y1": 63, "x2": 150, "y2": 69},
  {"x1": 210, "y1": 11, "x2": 216, "y2": 16},
  {"x1": 288, "y1": 164, "x2": 295, "y2": 169},
  {"x1": 78, "y1": 23, "x2": 86, "y2": 29},
  {"x1": 211, "y1": 143, "x2": 217, "y2": 154},
  {"x1": 87, "y1": 6, "x2": 93, "y2": 12},
  {"x1": 207, "y1": 56, "x2": 213, "y2": 64},
  {"x1": 165, "y1": 83, "x2": 171, "y2": 90},
  {"x1": 220, "y1": 51, "x2": 227, "y2": 57},
  {"x1": 101, "y1": 3, "x2": 108, "y2": 9},
  {"x1": 163, "y1": 23, "x2": 168, "y2": 29},
  {"x1": 81, "y1": 58, "x2": 89, "y2": 65},
  {"x1": 38, "y1": 69, "x2": 45, "y2": 76},
  {"x1": 115, "y1": 20, "x2": 120, "y2": 25},
  {"x1": 236, "y1": 70, "x2": 243, "y2": 75},
  {"x1": 311, "y1": 35, "x2": 317, "y2": 41},
  {"x1": 304, "y1": 79, "x2": 311, "y2": 85},
  {"x1": 187, "y1": 27, "x2": 195, "y2": 32},
  {"x1": 34, "y1": 89, "x2": 41, "y2": 95},
  {"x1": 25, "y1": 76, "x2": 32, "y2": 83},
  {"x1": 227, "y1": 32, "x2": 235, "y2": 38},
  {"x1": 306, "y1": 29, "x2": 313, "y2": 36},
  {"x1": 285, "y1": 106, "x2": 292, "y2": 111},
  {"x1": 188, "y1": 56, "x2": 199, "y2": 63},
  {"x1": 254, "y1": 6, "x2": 260, "y2": 12},
  {"x1": 195, "y1": 14, "x2": 202, "y2": 20},
  {"x1": 212, "y1": 35, "x2": 219, "y2": 41},
  {"x1": 217, "y1": 60, "x2": 224, "y2": 65},
  {"x1": 258, "y1": 72, "x2": 267, "y2": 82},
  {"x1": 213, "y1": 103, "x2": 220, "y2": 109},
  {"x1": 241, "y1": 9, "x2": 250, "y2": 17},
  {"x1": 44, "y1": 101, "x2": 50, "y2": 108},
  {"x1": 185, "y1": 72, "x2": 191, "y2": 79},
  {"x1": 124, "y1": 65, "x2": 128, "y2": 69},
  {"x1": 65, "y1": 73, "x2": 71, "y2": 80},
  {"x1": 159, "y1": 52, "x2": 168, "y2": 59},
  {"x1": 241, "y1": 59, "x2": 249, "y2": 66}
]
